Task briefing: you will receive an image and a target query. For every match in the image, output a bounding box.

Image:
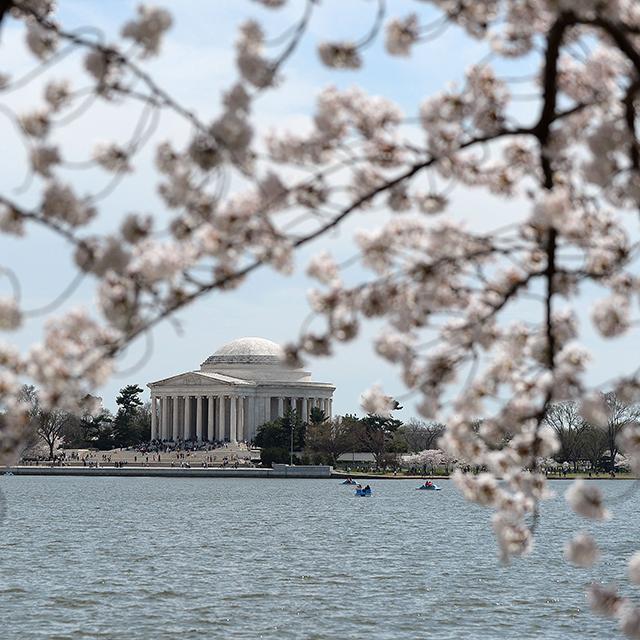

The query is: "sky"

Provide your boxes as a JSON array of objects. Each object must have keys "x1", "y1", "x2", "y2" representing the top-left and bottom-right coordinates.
[{"x1": 0, "y1": 1, "x2": 637, "y2": 418}]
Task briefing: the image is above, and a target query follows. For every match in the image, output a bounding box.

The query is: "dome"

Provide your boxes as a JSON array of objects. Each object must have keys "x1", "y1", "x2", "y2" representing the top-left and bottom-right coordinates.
[{"x1": 202, "y1": 337, "x2": 284, "y2": 366}]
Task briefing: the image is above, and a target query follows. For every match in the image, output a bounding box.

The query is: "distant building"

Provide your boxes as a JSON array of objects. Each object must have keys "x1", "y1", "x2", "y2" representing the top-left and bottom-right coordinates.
[{"x1": 147, "y1": 337, "x2": 335, "y2": 442}]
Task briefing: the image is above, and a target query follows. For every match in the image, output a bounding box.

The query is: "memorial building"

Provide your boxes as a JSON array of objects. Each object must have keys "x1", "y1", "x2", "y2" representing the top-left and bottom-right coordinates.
[{"x1": 147, "y1": 337, "x2": 335, "y2": 442}]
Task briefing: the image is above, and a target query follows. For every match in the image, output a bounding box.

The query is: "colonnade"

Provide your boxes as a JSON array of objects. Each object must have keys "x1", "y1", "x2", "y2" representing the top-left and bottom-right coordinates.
[{"x1": 150, "y1": 393, "x2": 333, "y2": 443}]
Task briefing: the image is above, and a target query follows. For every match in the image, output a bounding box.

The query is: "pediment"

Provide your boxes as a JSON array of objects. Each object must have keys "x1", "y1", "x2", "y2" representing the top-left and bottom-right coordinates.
[
  {"x1": 180, "y1": 373, "x2": 210, "y2": 386},
  {"x1": 148, "y1": 371, "x2": 253, "y2": 388}
]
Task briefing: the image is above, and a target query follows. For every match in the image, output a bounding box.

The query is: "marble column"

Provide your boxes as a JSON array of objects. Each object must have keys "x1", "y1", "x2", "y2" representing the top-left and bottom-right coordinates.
[
  {"x1": 278, "y1": 396, "x2": 284, "y2": 418},
  {"x1": 248, "y1": 396, "x2": 255, "y2": 442},
  {"x1": 328, "y1": 398, "x2": 333, "y2": 419},
  {"x1": 172, "y1": 395, "x2": 180, "y2": 441},
  {"x1": 196, "y1": 395, "x2": 203, "y2": 442},
  {"x1": 151, "y1": 395, "x2": 157, "y2": 440},
  {"x1": 208, "y1": 395, "x2": 215, "y2": 442},
  {"x1": 183, "y1": 396, "x2": 191, "y2": 440},
  {"x1": 218, "y1": 394, "x2": 226, "y2": 441},
  {"x1": 264, "y1": 396, "x2": 270, "y2": 422},
  {"x1": 154, "y1": 395, "x2": 160, "y2": 439},
  {"x1": 162, "y1": 396, "x2": 169, "y2": 439},
  {"x1": 156, "y1": 395, "x2": 161, "y2": 438},
  {"x1": 302, "y1": 397, "x2": 308, "y2": 422},
  {"x1": 230, "y1": 395, "x2": 237, "y2": 443},
  {"x1": 237, "y1": 396, "x2": 245, "y2": 442}
]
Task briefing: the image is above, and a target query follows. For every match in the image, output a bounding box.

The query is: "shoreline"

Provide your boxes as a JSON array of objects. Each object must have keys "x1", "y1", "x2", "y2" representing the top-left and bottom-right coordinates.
[
  {"x1": 0, "y1": 465, "x2": 330, "y2": 479},
  {"x1": 1, "y1": 466, "x2": 635, "y2": 480},
  {"x1": 1, "y1": 467, "x2": 448, "y2": 480}
]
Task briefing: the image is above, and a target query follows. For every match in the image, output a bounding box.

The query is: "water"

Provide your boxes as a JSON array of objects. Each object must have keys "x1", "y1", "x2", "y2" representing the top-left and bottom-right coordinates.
[{"x1": 0, "y1": 477, "x2": 638, "y2": 639}]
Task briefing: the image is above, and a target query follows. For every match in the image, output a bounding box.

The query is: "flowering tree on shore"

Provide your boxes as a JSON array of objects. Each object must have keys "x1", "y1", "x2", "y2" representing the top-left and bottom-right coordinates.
[
  {"x1": 3, "y1": 0, "x2": 640, "y2": 633},
  {"x1": 402, "y1": 448, "x2": 445, "y2": 472}
]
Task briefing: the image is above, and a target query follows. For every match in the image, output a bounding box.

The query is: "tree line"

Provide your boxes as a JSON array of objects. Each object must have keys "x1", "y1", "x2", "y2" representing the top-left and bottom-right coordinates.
[
  {"x1": 12, "y1": 381, "x2": 635, "y2": 473},
  {"x1": 255, "y1": 405, "x2": 445, "y2": 469},
  {"x1": 255, "y1": 391, "x2": 640, "y2": 474},
  {"x1": 543, "y1": 393, "x2": 640, "y2": 473},
  {"x1": 10, "y1": 384, "x2": 151, "y2": 460}
]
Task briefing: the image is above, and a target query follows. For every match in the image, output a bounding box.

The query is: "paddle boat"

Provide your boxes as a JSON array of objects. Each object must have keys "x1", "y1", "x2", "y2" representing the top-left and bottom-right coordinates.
[
  {"x1": 416, "y1": 481, "x2": 441, "y2": 491},
  {"x1": 342, "y1": 478, "x2": 358, "y2": 485},
  {"x1": 355, "y1": 486, "x2": 372, "y2": 496}
]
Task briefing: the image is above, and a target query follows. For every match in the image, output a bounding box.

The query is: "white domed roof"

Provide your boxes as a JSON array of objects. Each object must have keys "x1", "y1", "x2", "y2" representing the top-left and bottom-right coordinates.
[{"x1": 202, "y1": 337, "x2": 284, "y2": 366}]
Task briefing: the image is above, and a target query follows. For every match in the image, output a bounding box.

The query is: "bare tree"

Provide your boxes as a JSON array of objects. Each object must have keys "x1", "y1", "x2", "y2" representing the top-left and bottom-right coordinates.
[
  {"x1": 580, "y1": 425, "x2": 608, "y2": 473},
  {"x1": 37, "y1": 409, "x2": 70, "y2": 461},
  {"x1": 16, "y1": 384, "x2": 42, "y2": 456},
  {"x1": 602, "y1": 393, "x2": 640, "y2": 473},
  {"x1": 398, "y1": 419, "x2": 445, "y2": 453},
  {"x1": 544, "y1": 402, "x2": 587, "y2": 471},
  {"x1": 305, "y1": 418, "x2": 357, "y2": 466}
]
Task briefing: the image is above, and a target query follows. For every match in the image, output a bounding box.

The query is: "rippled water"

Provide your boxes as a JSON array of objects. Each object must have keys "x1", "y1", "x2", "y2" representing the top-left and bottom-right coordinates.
[{"x1": 0, "y1": 477, "x2": 638, "y2": 639}]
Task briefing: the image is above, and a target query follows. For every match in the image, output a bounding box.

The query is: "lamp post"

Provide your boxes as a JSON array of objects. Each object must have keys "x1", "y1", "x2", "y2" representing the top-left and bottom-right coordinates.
[{"x1": 290, "y1": 420, "x2": 294, "y2": 466}]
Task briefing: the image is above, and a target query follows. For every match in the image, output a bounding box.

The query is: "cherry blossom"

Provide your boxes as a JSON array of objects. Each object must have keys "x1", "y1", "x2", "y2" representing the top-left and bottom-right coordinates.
[
  {"x1": 564, "y1": 532, "x2": 600, "y2": 568},
  {"x1": 93, "y1": 143, "x2": 133, "y2": 173},
  {"x1": 121, "y1": 5, "x2": 172, "y2": 57},
  {"x1": 360, "y1": 384, "x2": 395, "y2": 418},
  {"x1": 566, "y1": 480, "x2": 610, "y2": 521},
  {"x1": 629, "y1": 553, "x2": 640, "y2": 585},
  {"x1": 318, "y1": 43, "x2": 362, "y2": 69},
  {"x1": 385, "y1": 14, "x2": 420, "y2": 56},
  {"x1": 0, "y1": 298, "x2": 22, "y2": 331},
  {"x1": 587, "y1": 583, "x2": 625, "y2": 617},
  {"x1": 619, "y1": 605, "x2": 640, "y2": 640}
]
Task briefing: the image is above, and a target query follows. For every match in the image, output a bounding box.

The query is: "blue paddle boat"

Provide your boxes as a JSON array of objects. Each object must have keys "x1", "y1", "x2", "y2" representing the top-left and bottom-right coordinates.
[
  {"x1": 416, "y1": 482, "x2": 441, "y2": 491},
  {"x1": 342, "y1": 479, "x2": 357, "y2": 485},
  {"x1": 355, "y1": 486, "x2": 372, "y2": 496}
]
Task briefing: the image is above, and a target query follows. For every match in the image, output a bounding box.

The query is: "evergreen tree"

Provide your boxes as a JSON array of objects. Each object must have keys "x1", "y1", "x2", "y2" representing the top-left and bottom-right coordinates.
[
  {"x1": 255, "y1": 408, "x2": 305, "y2": 466},
  {"x1": 309, "y1": 406, "x2": 327, "y2": 425},
  {"x1": 81, "y1": 408, "x2": 114, "y2": 450},
  {"x1": 357, "y1": 413, "x2": 404, "y2": 470},
  {"x1": 113, "y1": 384, "x2": 144, "y2": 447}
]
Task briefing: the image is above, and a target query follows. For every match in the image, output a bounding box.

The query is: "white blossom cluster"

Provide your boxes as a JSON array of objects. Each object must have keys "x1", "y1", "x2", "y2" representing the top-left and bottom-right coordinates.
[
  {"x1": 586, "y1": 581, "x2": 640, "y2": 639},
  {"x1": 121, "y1": 5, "x2": 172, "y2": 58},
  {"x1": 4, "y1": 1, "x2": 640, "y2": 633},
  {"x1": 401, "y1": 448, "x2": 448, "y2": 468},
  {"x1": 564, "y1": 532, "x2": 600, "y2": 568}
]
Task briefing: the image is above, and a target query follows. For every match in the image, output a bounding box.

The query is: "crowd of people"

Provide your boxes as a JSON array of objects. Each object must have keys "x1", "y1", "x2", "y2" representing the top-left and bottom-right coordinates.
[
  {"x1": 18, "y1": 437, "x2": 257, "y2": 468},
  {"x1": 134, "y1": 439, "x2": 252, "y2": 455}
]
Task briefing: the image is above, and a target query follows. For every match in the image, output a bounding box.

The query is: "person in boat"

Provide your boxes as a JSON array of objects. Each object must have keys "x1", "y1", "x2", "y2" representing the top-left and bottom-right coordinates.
[
  {"x1": 364, "y1": 485, "x2": 371, "y2": 493},
  {"x1": 424, "y1": 480, "x2": 433, "y2": 488}
]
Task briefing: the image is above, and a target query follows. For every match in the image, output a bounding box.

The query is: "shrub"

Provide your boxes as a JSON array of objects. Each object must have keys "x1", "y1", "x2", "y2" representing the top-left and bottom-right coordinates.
[{"x1": 260, "y1": 447, "x2": 289, "y2": 467}]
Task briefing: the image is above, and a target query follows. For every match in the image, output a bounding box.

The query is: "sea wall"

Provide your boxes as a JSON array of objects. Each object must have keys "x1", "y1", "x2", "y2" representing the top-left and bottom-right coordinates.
[
  {"x1": 271, "y1": 464, "x2": 332, "y2": 477},
  {"x1": 1, "y1": 465, "x2": 333, "y2": 479}
]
